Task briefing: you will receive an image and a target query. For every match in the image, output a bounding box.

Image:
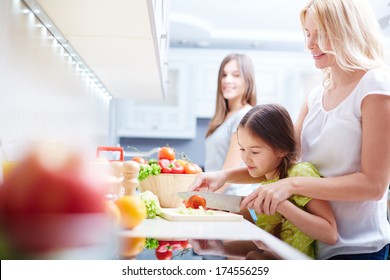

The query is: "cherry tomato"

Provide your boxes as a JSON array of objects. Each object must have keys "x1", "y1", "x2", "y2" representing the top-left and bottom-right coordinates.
[
  {"x1": 158, "y1": 159, "x2": 172, "y2": 173},
  {"x1": 170, "y1": 161, "x2": 184, "y2": 174},
  {"x1": 158, "y1": 146, "x2": 175, "y2": 160},
  {"x1": 155, "y1": 250, "x2": 172, "y2": 260},
  {"x1": 178, "y1": 240, "x2": 192, "y2": 249},
  {"x1": 131, "y1": 156, "x2": 147, "y2": 164},
  {"x1": 185, "y1": 195, "x2": 206, "y2": 209},
  {"x1": 184, "y1": 163, "x2": 202, "y2": 174}
]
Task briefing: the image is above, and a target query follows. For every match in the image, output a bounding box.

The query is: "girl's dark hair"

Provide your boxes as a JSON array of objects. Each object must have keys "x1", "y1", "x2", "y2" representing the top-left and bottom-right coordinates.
[{"x1": 238, "y1": 104, "x2": 297, "y2": 179}]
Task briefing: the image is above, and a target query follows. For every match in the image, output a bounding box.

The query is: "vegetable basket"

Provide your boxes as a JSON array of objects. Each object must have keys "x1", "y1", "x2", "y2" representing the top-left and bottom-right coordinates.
[{"x1": 138, "y1": 173, "x2": 197, "y2": 208}]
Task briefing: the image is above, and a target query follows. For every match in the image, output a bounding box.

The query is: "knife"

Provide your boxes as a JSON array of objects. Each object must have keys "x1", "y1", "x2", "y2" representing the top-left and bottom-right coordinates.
[{"x1": 176, "y1": 191, "x2": 245, "y2": 213}]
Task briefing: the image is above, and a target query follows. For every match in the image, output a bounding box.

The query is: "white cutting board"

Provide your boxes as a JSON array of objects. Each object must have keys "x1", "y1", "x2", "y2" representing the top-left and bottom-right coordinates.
[{"x1": 159, "y1": 208, "x2": 243, "y2": 222}]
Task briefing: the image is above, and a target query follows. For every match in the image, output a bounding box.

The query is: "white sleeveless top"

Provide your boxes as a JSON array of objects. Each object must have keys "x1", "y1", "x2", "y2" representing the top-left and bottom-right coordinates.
[{"x1": 301, "y1": 68, "x2": 390, "y2": 259}]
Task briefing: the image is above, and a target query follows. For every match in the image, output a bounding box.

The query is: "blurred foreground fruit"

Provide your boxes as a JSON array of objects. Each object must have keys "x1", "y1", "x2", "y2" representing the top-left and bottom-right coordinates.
[
  {"x1": 105, "y1": 200, "x2": 121, "y2": 225},
  {"x1": 115, "y1": 195, "x2": 147, "y2": 229},
  {"x1": 0, "y1": 149, "x2": 110, "y2": 256}
]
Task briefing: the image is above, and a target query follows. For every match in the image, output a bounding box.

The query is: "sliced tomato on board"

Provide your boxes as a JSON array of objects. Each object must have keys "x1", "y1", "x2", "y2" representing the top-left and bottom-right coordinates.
[{"x1": 184, "y1": 195, "x2": 207, "y2": 209}]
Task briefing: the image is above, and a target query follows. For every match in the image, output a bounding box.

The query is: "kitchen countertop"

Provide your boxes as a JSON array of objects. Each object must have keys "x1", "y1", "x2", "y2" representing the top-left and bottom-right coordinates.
[{"x1": 118, "y1": 216, "x2": 310, "y2": 260}]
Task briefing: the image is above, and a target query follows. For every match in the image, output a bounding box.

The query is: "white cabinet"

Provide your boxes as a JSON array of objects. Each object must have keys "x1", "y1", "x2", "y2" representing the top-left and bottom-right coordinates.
[
  {"x1": 149, "y1": 0, "x2": 171, "y2": 97},
  {"x1": 115, "y1": 62, "x2": 196, "y2": 139}
]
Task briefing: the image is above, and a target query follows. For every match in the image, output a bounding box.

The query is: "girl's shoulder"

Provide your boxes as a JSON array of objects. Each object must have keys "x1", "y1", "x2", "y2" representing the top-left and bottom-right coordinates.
[{"x1": 288, "y1": 162, "x2": 321, "y2": 178}]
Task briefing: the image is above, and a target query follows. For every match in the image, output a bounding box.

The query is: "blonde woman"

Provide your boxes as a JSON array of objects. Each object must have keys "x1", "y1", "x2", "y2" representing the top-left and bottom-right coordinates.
[
  {"x1": 205, "y1": 53, "x2": 257, "y2": 195},
  {"x1": 191, "y1": 0, "x2": 390, "y2": 260}
]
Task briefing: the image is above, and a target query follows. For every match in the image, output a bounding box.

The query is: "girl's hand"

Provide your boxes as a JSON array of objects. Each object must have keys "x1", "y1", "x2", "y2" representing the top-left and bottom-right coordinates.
[
  {"x1": 241, "y1": 179, "x2": 292, "y2": 215},
  {"x1": 187, "y1": 170, "x2": 228, "y2": 192}
]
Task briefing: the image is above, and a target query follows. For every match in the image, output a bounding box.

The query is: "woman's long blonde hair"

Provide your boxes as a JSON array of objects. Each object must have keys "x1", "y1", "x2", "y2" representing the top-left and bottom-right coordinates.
[
  {"x1": 300, "y1": 0, "x2": 388, "y2": 89},
  {"x1": 206, "y1": 54, "x2": 257, "y2": 138}
]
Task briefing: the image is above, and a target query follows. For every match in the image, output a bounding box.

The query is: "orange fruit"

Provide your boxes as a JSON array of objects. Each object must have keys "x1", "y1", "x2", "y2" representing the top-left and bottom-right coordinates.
[
  {"x1": 115, "y1": 195, "x2": 147, "y2": 229},
  {"x1": 119, "y1": 237, "x2": 146, "y2": 258},
  {"x1": 105, "y1": 200, "x2": 121, "y2": 225}
]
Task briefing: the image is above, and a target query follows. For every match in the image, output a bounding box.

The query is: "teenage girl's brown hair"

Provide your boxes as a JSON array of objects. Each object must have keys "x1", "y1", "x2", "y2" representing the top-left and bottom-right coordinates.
[
  {"x1": 206, "y1": 53, "x2": 257, "y2": 138},
  {"x1": 238, "y1": 104, "x2": 297, "y2": 179}
]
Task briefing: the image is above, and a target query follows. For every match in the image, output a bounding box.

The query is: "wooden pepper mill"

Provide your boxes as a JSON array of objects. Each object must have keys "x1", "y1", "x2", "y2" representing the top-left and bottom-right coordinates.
[{"x1": 121, "y1": 160, "x2": 140, "y2": 196}]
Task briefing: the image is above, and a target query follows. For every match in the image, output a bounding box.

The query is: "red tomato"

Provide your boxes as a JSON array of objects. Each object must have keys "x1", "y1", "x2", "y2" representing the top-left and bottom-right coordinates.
[
  {"x1": 158, "y1": 146, "x2": 175, "y2": 160},
  {"x1": 180, "y1": 240, "x2": 192, "y2": 249},
  {"x1": 158, "y1": 159, "x2": 172, "y2": 173},
  {"x1": 184, "y1": 163, "x2": 202, "y2": 174},
  {"x1": 131, "y1": 157, "x2": 147, "y2": 164},
  {"x1": 170, "y1": 161, "x2": 184, "y2": 174},
  {"x1": 155, "y1": 249, "x2": 173, "y2": 260},
  {"x1": 185, "y1": 195, "x2": 207, "y2": 209}
]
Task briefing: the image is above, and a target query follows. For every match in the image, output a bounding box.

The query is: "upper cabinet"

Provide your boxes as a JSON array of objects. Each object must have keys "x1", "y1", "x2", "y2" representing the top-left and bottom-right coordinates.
[{"x1": 27, "y1": 0, "x2": 170, "y2": 101}]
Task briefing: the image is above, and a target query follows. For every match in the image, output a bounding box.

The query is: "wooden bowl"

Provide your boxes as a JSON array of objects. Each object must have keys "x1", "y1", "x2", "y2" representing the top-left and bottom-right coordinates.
[{"x1": 138, "y1": 173, "x2": 197, "y2": 208}]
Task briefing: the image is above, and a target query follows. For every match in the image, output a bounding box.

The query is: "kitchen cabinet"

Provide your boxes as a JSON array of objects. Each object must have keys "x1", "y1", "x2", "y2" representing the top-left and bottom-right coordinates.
[
  {"x1": 28, "y1": 0, "x2": 171, "y2": 101},
  {"x1": 115, "y1": 62, "x2": 196, "y2": 139}
]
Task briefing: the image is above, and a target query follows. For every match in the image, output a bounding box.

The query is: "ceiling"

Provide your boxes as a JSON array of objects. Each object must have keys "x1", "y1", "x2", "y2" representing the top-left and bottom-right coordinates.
[{"x1": 24, "y1": 0, "x2": 390, "y2": 101}]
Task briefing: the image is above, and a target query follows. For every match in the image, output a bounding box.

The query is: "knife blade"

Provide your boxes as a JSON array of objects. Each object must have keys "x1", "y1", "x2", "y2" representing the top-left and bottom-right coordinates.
[{"x1": 176, "y1": 191, "x2": 245, "y2": 213}]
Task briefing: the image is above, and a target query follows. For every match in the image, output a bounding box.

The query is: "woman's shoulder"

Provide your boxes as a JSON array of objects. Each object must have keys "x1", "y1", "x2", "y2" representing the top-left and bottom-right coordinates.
[{"x1": 360, "y1": 68, "x2": 390, "y2": 95}]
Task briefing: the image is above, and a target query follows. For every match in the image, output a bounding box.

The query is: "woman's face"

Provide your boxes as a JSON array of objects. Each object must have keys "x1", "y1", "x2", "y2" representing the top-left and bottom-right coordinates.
[
  {"x1": 237, "y1": 127, "x2": 283, "y2": 180},
  {"x1": 304, "y1": 12, "x2": 336, "y2": 69},
  {"x1": 221, "y1": 59, "x2": 246, "y2": 102}
]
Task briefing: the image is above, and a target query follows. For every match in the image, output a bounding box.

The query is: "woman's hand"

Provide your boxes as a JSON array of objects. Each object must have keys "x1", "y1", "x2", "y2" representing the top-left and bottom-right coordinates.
[
  {"x1": 241, "y1": 179, "x2": 292, "y2": 215},
  {"x1": 187, "y1": 170, "x2": 228, "y2": 192}
]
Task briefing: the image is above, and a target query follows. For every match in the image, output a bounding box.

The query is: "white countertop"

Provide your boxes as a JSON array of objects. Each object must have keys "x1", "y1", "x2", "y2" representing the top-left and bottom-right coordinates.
[{"x1": 118, "y1": 217, "x2": 310, "y2": 260}]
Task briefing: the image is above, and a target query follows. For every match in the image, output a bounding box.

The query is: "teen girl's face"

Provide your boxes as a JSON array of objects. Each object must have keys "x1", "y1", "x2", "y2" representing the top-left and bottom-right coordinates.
[
  {"x1": 304, "y1": 12, "x2": 336, "y2": 69},
  {"x1": 221, "y1": 59, "x2": 245, "y2": 102},
  {"x1": 237, "y1": 127, "x2": 284, "y2": 181}
]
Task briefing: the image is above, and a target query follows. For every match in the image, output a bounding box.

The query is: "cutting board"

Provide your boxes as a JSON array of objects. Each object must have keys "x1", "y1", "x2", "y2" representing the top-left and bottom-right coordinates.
[{"x1": 159, "y1": 208, "x2": 243, "y2": 222}]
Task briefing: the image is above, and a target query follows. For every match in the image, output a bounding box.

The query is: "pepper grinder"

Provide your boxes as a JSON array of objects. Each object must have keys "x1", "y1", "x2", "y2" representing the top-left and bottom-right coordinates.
[{"x1": 121, "y1": 160, "x2": 140, "y2": 196}]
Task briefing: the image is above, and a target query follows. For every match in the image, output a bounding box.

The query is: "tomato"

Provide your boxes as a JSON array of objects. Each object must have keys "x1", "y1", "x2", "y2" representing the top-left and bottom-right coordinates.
[
  {"x1": 179, "y1": 240, "x2": 192, "y2": 249},
  {"x1": 158, "y1": 159, "x2": 172, "y2": 173},
  {"x1": 185, "y1": 195, "x2": 207, "y2": 209},
  {"x1": 184, "y1": 163, "x2": 202, "y2": 174},
  {"x1": 158, "y1": 146, "x2": 175, "y2": 160},
  {"x1": 155, "y1": 250, "x2": 172, "y2": 260},
  {"x1": 170, "y1": 161, "x2": 184, "y2": 174},
  {"x1": 131, "y1": 157, "x2": 147, "y2": 164}
]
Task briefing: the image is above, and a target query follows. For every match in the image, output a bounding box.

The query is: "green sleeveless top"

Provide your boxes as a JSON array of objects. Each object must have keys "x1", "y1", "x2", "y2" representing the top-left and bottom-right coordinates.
[{"x1": 255, "y1": 162, "x2": 321, "y2": 258}]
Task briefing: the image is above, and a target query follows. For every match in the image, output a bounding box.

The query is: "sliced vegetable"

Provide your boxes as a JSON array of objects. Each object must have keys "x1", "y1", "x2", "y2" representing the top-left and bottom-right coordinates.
[
  {"x1": 184, "y1": 194, "x2": 207, "y2": 209},
  {"x1": 137, "y1": 190, "x2": 162, "y2": 218}
]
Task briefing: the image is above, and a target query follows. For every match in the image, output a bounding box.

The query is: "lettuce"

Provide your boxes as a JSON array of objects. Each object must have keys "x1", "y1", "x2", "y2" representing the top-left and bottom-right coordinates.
[
  {"x1": 138, "y1": 160, "x2": 161, "y2": 181},
  {"x1": 137, "y1": 191, "x2": 162, "y2": 218}
]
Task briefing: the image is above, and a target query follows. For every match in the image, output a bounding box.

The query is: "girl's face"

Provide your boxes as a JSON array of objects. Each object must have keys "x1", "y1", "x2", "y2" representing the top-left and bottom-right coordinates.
[
  {"x1": 237, "y1": 127, "x2": 284, "y2": 181},
  {"x1": 304, "y1": 12, "x2": 336, "y2": 69},
  {"x1": 221, "y1": 59, "x2": 245, "y2": 102}
]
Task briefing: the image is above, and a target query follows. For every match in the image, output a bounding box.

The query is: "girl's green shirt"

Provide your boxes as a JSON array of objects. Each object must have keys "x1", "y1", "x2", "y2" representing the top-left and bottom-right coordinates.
[{"x1": 255, "y1": 162, "x2": 321, "y2": 258}]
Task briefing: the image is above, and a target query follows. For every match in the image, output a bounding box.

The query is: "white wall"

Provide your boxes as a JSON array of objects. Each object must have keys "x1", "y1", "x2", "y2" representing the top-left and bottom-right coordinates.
[{"x1": 0, "y1": 0, "x2": 110, "y2": 156}]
